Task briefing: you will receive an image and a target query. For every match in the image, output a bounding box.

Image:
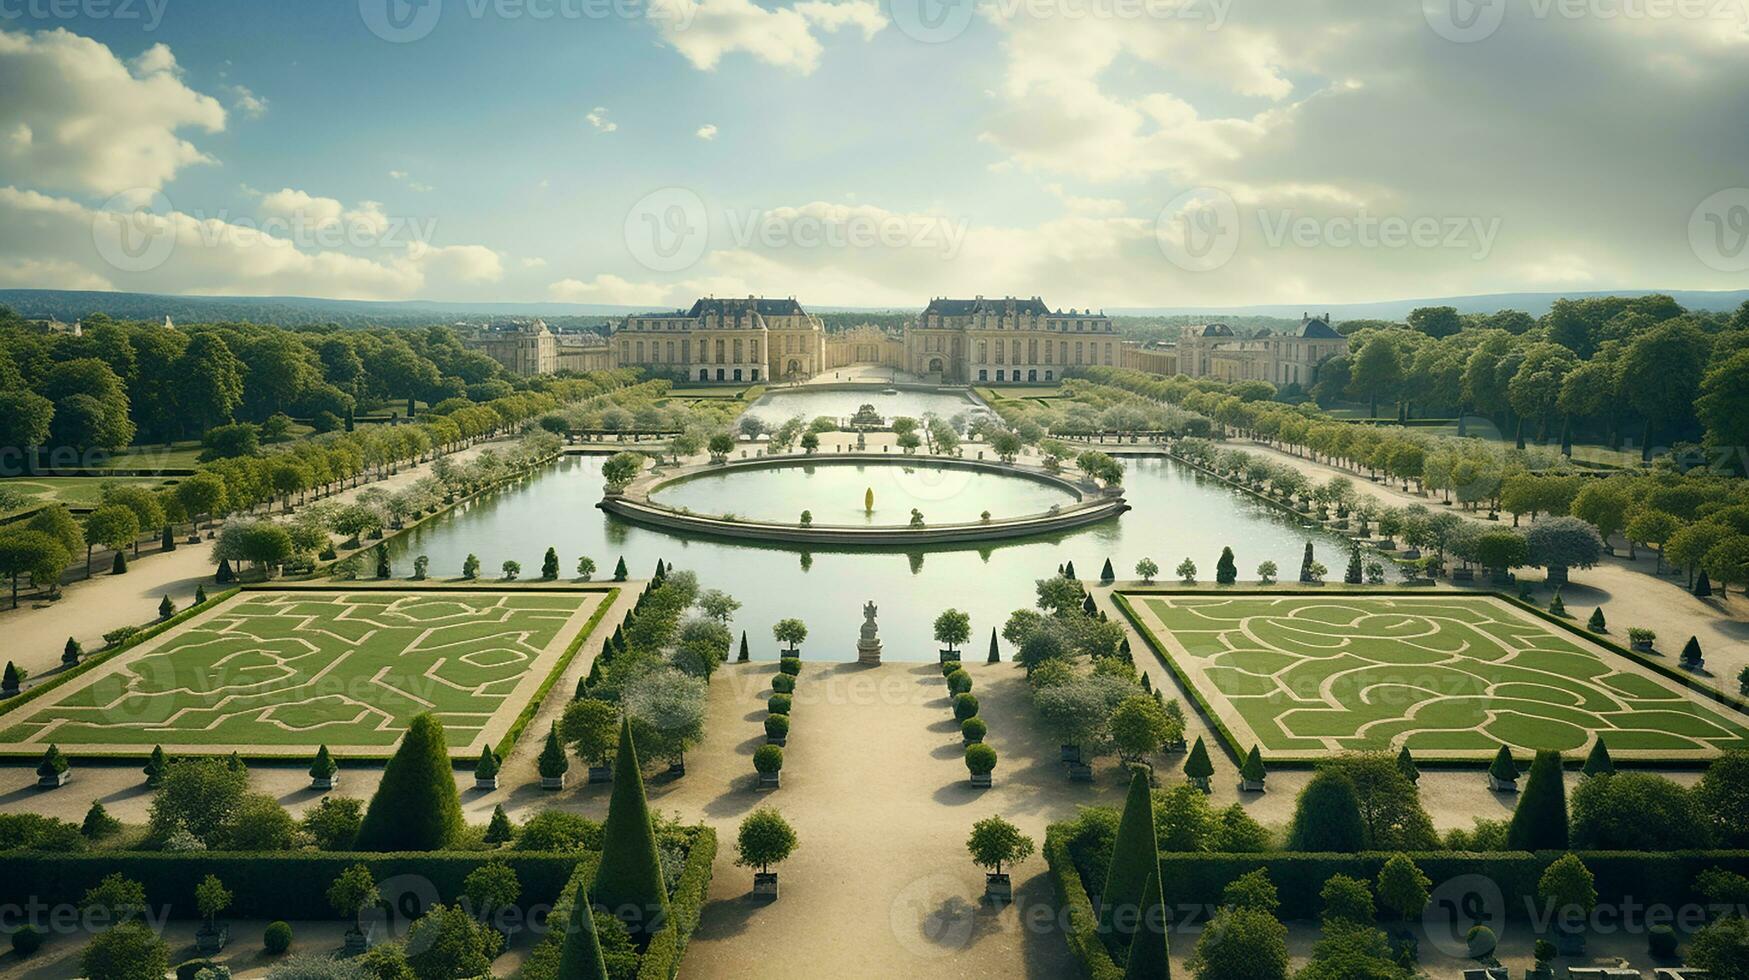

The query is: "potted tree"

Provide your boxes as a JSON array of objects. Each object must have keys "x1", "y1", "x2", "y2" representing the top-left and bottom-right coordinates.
[
  {"x1": 538, "y1": 725, "x2": 569, "y2": 790},
  {"x1": 474, "y1": 746, "x2": 500, "y2": 791},
  {"x1": 143, "y1": 745, "x2": 168, "y2": 788},
  {"x1": 934, "y1": 608, "x2": 971, "y2": 664},
  {"x1": 309, "y1": 745, "x2": 338, "y2": 791},
  {"x1": 952, "y1": 693, "x2": 979, "y2": 724},
  {"x1": 965, "y1": 743, "x2": 997, "y2": 787},
  {"x1": 194, "y1": 874, "x2": 232, "y2": 954},
  {"x1": 1376, "y1": 854, "x2": 1430, "y2": 964},
  {"x1": 765, "y1": 713, "x2": 790, "y2": 746},
  {"x1": 1183, "y1": 737, "x2": 1214, "y2": 793},
  {"x1": 36, "y1": 745, "x2": 69, "y2": 788},
  {"x1": 1487, "y1": 745, "x2": 1519, "y2": 792},
  {"x1": 772, "y1": 618, "x2": 808, "y2": 659},
  {"x1": 736, "y1": 807, "x2": 797, "y2": 900},
  {"x1": 754, "y1": 744, "x2": 784, "y2": 789},
  {"x1": 328, "y1": 864, "x2": 380, "y2": 954},
  {"x1": 947, "y1": 669, "x2": 972, "y2": 697},
  {"x1": 1238, "y1": 746, "x2": 1267, "y2": 792},
  {"x1": 1681, "y1": 636, "x2": 1705, "y2": 671},
  {"x1": 966, "y1": 815, "x2": 1034, "y2": 903},
  {"x1": 961, "y1": 717, "x2": 987, "y2": 745},
  {"x1": 562, "y1": 697, "x2": 617, "y2": 784},
  {"x1": 1628, "y1": 627, "x2": 1656, "y2": 653}
]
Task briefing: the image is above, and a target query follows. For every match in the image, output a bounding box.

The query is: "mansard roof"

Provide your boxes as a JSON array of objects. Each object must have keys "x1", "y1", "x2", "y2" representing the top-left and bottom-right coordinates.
[
  {"x1": 686, "y1": 296, "x2": 807, "y2": 318},
  {"x1": 1197, "y1": 323, "x2": 1235, "y2": 337},
  {"x1": 1295, "y1": 314, "x2": 1341, "y2": 339},
  {"x1": 922, "y1": 296, "x2": 1054, "y2": 317}
]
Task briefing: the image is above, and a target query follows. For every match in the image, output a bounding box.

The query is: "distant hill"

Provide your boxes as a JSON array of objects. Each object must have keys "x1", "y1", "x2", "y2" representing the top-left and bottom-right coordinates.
[{"x1": 3, "y1": 286, "x2": 1745, "y2": 330}]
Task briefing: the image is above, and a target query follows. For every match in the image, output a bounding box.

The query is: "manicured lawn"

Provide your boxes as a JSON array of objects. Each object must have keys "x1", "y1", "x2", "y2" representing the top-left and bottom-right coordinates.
[
  {"x1": 1122, "y1": 593, "x2": 1749, "y2": 761},
  {"x1": 0, "y1": 476, "x2": 174, "y2": 516},
  {"x1": 0, "y1": 589, "x2": 606, "y2": 756}
]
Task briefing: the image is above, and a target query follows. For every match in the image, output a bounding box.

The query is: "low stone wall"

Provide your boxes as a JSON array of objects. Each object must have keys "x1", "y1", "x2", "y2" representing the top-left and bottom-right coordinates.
[{"x1": 600, "y1": 453, "x2": 1127, "y2": 546}]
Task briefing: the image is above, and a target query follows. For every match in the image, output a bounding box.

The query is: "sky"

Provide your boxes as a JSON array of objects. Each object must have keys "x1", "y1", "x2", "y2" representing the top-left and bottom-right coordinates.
[{"x1": 1, "y1": 0, "x2": 1748, "y2": 310}]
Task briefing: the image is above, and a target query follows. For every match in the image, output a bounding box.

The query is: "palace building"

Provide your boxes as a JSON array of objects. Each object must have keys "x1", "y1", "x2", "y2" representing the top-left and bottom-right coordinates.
[{"x1": 468, "y1": 297, "x2": 1344, "y2": 389}]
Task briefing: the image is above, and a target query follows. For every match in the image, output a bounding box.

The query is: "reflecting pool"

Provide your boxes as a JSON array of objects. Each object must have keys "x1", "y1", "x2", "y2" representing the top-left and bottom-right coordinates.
[{"x1": 387, "y1": 453, "x2": 1365, "y2": 662}]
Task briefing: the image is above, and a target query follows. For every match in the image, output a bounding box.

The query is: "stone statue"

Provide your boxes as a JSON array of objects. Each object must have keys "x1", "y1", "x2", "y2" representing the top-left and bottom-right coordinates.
[{"x1": 857, "y1": 600, "x2": 883, "y2": 665}]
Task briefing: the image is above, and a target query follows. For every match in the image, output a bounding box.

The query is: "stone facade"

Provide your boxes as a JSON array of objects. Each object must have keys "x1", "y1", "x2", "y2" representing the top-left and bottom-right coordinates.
[
  {"x1": 614, "y1": 296, "x2": 824, "y2": 384},
  {"x1": 909, "y1": 296, "x2": 1117, "y2": 384},
  {"x1": 824, "y1": 324, "x2": 905, "y2": 370},
  {"x1": 1173, "y1": 314, "x2": 1347, "y2": 388}
]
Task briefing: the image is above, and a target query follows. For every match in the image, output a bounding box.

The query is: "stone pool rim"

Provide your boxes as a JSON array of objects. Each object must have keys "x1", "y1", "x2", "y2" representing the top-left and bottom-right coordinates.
[{"x1": 599, "y1": 453, "x2": 1129, "y2": 546}]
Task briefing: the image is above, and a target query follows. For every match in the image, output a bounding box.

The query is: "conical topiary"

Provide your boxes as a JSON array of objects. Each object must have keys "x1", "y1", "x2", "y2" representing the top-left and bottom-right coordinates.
[
  {"x1": 215, "y1": 558, "x2": 234, "y2": 584},
  {"x1": 1217, "y1": 546, "x2": 1238, "y2": 585},
  {"x1": 592, "y1": 717, "x2": 670, "y2": 940},
  {"x1": 1396, "y1": 745, "x2": 1419, "y2": 785},
  {"x1": 1100, "y1": 768, "x2": 1160, "y2": 948},
  {"x1": 557, "y1": 877, "x2": 610, "y2": 980},
  {"x1": 1489, "y1": 745, "x2": 1519, "y2": 786},
  {"x1": 1695, "y1": 570, "x2": 1713, "y2": 598},
  {"x1": 1184, "y1": 736, "x2": 1214, "y2": 785},
  {"x1": 1300, "y1": 541, "x2": 1316, "y2": 581},
  {"x1": 310, "y1": 745, "x2": 338, "y2": 780},
  {"x1": 63, "y1": 637, "x2": 81, "y2": 665},
  {"x1": 354, "y1": 713, "x2": 463, "y2": 850},
  {"x1": 1101, "y1": 558, "x2": 1115, "y2": 583},
  {"x1": 143, "y1": 745, "x2": 167, "y2": 787},
  {"x1": 1587, "y1": 607, "x2": 1606, "y2": 633},
  {"x1": 158, "y1": 595, "x2": 175, "y2": 619},
  {"x1": 1583, "y1": 738, "x2": 1614, "y2": 778},
  {"x1": 613, "y1": 556, "x2": 628, "y2": 581},
  {"x1": 484, "y1": 804, "x2": 514, "y2": 845},
  {"x1": 475, "y1": 746, "x2": 500, "y2": 781},
  {"x1": 161, "y1": 525, "x2": 175, "y2": 552},
  {"x1": 538, "y1": 725, "x2": 569, "y2": 780},
  {"x1": 987, "y1": 628, "x2": 999, "y2": 664},
  {"x1": 1123, "y1": 870, "x2": 1171, "y2": 980},
  {"x1": 1064, "y1": 560, "x2": 1077, "y2": 580},
  {"x1": 195, "y1": 585, "x2": 207, "y2": 605},
  {"x1": 1681, "y1": 636, "x2": 1704, "y2": 667},
  {"x1": 1507, "y1": 750, "x2": 1568, "y2": 851},
  {"x1": 112, "y1": 551, "x2": 127, "y2": 574},
  {"x1": 1345, "y1": 546, "x2": 1363, "y2": 585},
  {"x1": 2, "y1": 661, "x2": 19, "y2": 694},
  {"x1": 1239, "y1": 746, "x2": 1266, "y2": 785},
  {"x1": 738, "y1": 631, "x2": 750, "y2": 663},
  {"x1": 1081, "y1": 592, "x2": 1097, "y2": 616}
]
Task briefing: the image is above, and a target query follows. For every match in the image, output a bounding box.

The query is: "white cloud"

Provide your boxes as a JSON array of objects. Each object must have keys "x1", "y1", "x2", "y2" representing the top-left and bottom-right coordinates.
[
  {"x1": 521, "y1": 256, "x2": 548, "y2": 269},
  {"x1": 228, "y1": 84, "x2": 268, "y2": 119},
  {"x1": 387, "y1": 169, "x2": 433, "y2": 192},
  {"x1": 585, "y1": 107, "x2": 617, "y2": 133},
  {"x1": 645, "y1": 0, "x2": 885, "y2": 74},
  {"x1": 695, "y1": 123, "x2": 718, "y2": 141},
  {"x1": 0, "y1": 29, "x2": 226, "y2": 196},
  {"x1": 0, "y1": 185, "x2": 505, "y2": 300}
]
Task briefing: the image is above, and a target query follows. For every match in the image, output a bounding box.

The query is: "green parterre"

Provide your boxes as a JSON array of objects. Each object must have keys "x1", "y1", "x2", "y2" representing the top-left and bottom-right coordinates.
[
  {"x1": 1120, "y1": 592, "x2": 1749, "y2": 761},
  {"x1": 0, "y1": 589, "x2": 607, "y2": 756}
]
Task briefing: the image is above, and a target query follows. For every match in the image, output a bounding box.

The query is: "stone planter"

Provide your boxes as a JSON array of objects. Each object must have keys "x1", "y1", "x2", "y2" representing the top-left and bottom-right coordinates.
[
  {"x1": 1066, "y1": 762, "x2": 1093, "y2": 783},
  {"x1": 1060, "y1": 744, "x2": 1082, "y2": 763},
  {"x1": 343, "y1": 929, "x2": 371, "y2": 955},
  {"x1": 1401, "y1": 548, "x2": 1422, "y2": 560},
  {"x1": 1164, "y1": 737, "x2": 1187, "y2": 754},
  {"x1": 766, "y1": 735, "x2": 787, "y2": 747},
  {"x1": 962, "y1": 732, "x2": 983, "y2": 745},
  {"x1": 37, "y1": 769, "x2": 69, "y2": 788},
  {"x1": 311, "y1": 774, "x2": 337, "y2": 791},
  {"x1": 1487, "y1": 773, "x2": 1518, "y2": 793},
  {"x1": 588, "y1": 765, "x2": 613, "y2": 784},
  {"x1": 1631, "y1": 639, "x2": 1654, "y2": 653},
  {"x1": 541, "y1": 774, "x2": 566, "y2": 791},
  {"x1": 1188, "y1": 775, "x2": 1211, "y2": 793},
  {"x1": 667, "y1": 760, "x2": 686, "y2": 778},
  {"x1": 475, "y1": 775, "x2": 499, "y2": 791},
  {"x1": 195, "y1": 923, "x2": 229, "y2": 956},
  {"x1": 939, "y1": 649, "x2": 958, "y2": 663},
  {"x1": 970, "y1": 772, "x2": 992, "y2": 788},
  {"x1": 984, "y1": 873, "x2": 1013, "y2": 902},
  {"x1": 758, "y1": 771, "x2": 781, "y2": 790},
  {"x1": 1452, "y1": 567, "x2": 1474, "y2": 582},
  {"x1": 753, "y1": 872, "x2": 779, "y2": 899},
  {"x1": 1, "y1": 683, "x2": 17, "y2": 698},
  {"x1": 1240, "y1": 777, "x2": 1265, "y2": 793}
]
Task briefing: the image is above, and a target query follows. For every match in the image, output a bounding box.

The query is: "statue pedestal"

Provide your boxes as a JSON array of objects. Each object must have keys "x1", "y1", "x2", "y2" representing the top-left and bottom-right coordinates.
[{"x1": 857, "y1": 600, "x2": 883, "y2": 665}]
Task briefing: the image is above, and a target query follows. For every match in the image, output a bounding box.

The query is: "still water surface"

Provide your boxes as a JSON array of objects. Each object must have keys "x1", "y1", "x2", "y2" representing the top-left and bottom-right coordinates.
[{"x1": 649, "y1": 461, "x2": 1079, "y2": 525}]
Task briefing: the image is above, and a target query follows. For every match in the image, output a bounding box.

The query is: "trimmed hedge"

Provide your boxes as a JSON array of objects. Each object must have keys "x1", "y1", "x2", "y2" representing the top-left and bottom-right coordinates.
[
  {"x1": 0, "y1": 851, "x2": 581, "y2": 920},
  {"x1": 1043, "y1": 825, "x2": 1123, "y2": 980},
  {"x1": 492, "y1": 588, "x2": 619, "y2": 760}
]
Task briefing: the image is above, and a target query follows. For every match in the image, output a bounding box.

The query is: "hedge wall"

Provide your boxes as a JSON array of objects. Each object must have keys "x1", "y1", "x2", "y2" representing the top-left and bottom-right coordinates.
[
  {"x1": 1, "y1": 851, "x2": 582, "y2": 921},
  {"x1": 1044, "y1": 825, "x2": 1124, "y2": 980}
]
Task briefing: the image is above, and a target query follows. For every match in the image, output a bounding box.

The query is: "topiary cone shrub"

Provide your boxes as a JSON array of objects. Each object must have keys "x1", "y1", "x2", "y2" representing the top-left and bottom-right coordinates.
[
  {"x1": 1239, "y1": 746, "x2": 1267, "y2": 790},
  {"x1": 594, "y1": 718, "x2": 670, "y2": 940},
  {"x1": 354, "y1": 713, "x2": 463, "y2": 850},
  {"x1": 952, "y1": 692, "x2": 980, "y2": 722},
  {"x1": 1488, "y1": 745, "x2": 1520, "y2": 791},
  {"x1": 1587, "y1": 607, "x2": 1606, "y2": 633}
]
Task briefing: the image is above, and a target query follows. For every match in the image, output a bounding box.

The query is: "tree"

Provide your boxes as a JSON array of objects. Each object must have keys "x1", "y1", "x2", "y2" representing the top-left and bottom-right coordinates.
[
  {"x1": 404, "y1": 902, "x2": 503, "y2": 980},
  {"x1": 601, "y1": 452, "x2": 645, "y2": 492},
  {"x1": 1376, "y1": 854, "x2": 1431, "y2": 923},
  {"x1": 1110, "y1": 695, "x2": 1171, "y2": 762},
  {"x1": 933, "y1": 608, "x2": 971, "y2": 653},
  {"x1": 84, "y1": 505, "x2": 139, "y2": 574},
  {"x1": 1698, "y1": 350, "x2": 1749, "y2": 462},
  {"x1": 1526, "y1": 516, "x2": 1605, "y2": 581},
  {"x1": 81, "y1": 872, "x2": 148, "y2": 923},
  {"x1": 1176, "y1": 557, "x2": 1197, "y2": 584},
  {"x1": 0, "y1": 529, "x2": 70, "y2": 607},
  {"x1": 1583, "y1": 738, "x2": 1615, "y2": 778},
  {"x1": 1190, "y1": 906, "x2": 1288, "y2": 980},
  {"x1": 1688, "y1": 913, "x2": 1749, "y2": 979},
  {"x1": 302, "y1": 796, "x2": 364, "y2": 850},
  {"x1": 81, "y1": 923, "x2": 169, "y2": 980},
  {"x1": 772, "y1": 618, "x2": 808, "y2": 655},
  {"x1": 327, "y1": 863, "x2": 381, "y2": 934},
  {"x1": 1572, "y1": 771, "x2": 1712, "y2": 850},
  {"x1": 562, "y1": 697, "x2": 619, "y2": 767},
  {"x1": 1101, "y1": 768, "x2": 1160, "y2": 948},
  {"x1": 1395, "y1": 745, "x2": 1418, "y2": 785},
  {"x1": 462, "y1": 861, "x2": 520, "y2": 924},
  {"x1": 1215, "y1": 547, "x2": 1237, "y2": 585},
  {"x1": 148, "y1": 757, "x2": 247, "y2": 845},
  {"x1": 1539, "y1": 853, "x2": 1598, "y2": 926},
  {"x1": 538, "y1": 725, "x2": 570, "y2": 781},
  {"x1": 484, "y1": 805, "x2": 514, "y2": 845},
  {"x1": 698, "y1": 589, "x2": 741, "y2": 625},
  {"x1": 735, "y1": 806, "x2": 799, "y2": 875},
  {"x1": 541, "y1": 547, "x2": 560, "y2": 580},
  {"x1": 1698, "y1": 750, "x2": 1749, "y2": 847},
  {"x1": 1320, "y1": 874, "x2": 1375, "y2": 925},
  {"x1": 1135, "y1": 558, "x2": 1158, "y2": 584},
  {"x1": 966, "y1": 815, "x2": 1034, "y2": 876},
  {"x1": 592, "y1": 718, "x2": 669, "y2": 939},
  {"x1": 354, "y1": 714, "x2": 462, "y2": 850},
  {"x1": 1507, "y1": 750, "x2": 1569, "y2": 851},
  {"x1": 1621, "y1": 318, "x2": 1710, "y2": 458},
  {"x1": 1184, "y1": 736, "x2": 1215, "y2": 786},
  {"x1": 195, "y1": 874, "x2": 232, "y2": 931},
  {"x1": 1287, "y1": 771, "x2": 1366, "y2": 852}
]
